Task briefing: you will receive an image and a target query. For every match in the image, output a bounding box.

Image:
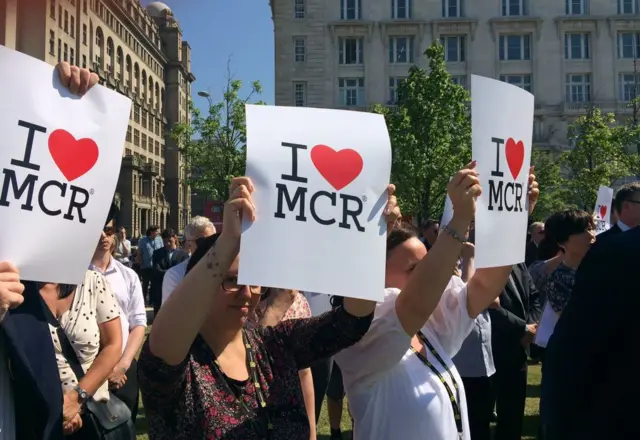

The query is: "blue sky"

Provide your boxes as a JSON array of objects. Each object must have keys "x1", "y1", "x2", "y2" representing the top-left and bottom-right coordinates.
[{"x1": 145, "y1": 0, "x2": 275, "y2": 110}]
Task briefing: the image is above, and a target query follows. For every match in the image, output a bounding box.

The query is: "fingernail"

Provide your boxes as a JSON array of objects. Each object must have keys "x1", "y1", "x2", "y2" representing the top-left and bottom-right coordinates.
[{"x1": 472, "y1": 160, "x2": 477, "y2": 166}]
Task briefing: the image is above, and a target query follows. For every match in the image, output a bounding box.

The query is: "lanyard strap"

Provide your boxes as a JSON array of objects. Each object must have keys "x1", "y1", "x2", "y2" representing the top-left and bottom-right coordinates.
[
  {"x1": 411, "y1": 331, "x2": 463, "y2": 434},
  {"x1": 212, "y1": 330, "x2": 272, "y2": 439}
]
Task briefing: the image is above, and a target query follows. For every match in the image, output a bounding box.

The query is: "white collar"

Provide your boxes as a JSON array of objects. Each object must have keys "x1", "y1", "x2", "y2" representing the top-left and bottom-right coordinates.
[{"x1": 617, "y1": 220, "x2": 632, "y2": 232}]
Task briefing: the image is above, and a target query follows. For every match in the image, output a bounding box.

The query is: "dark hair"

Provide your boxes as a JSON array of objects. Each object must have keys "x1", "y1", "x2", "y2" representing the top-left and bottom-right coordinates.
[
  {"x1": 185, "y1": 234, "x2": 220, "y2": 275},
  {"x1": 614, "y1": 181, "x2": 640, "y2": 213},
  {"x1": 539, "y1": 209, "x2": 594, "y2": 256},
  {"x1": 146, "y1": 225, "x2": 160, "y2": 236},
  {"x1": 421, "y1": 219, "x2": 439, "y2": 230},
  {"x1": 161, "y1": 228, "x2": 176, "y2": 239},
  {"x1": 387, "y1": 222, "x2": 420, "y2": 256},
  {"x1": 29, "y1": 282, "x2": 77, "y2": 299}
]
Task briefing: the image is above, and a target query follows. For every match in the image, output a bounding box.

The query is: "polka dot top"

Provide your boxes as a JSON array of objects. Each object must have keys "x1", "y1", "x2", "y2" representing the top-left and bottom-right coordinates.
[{"x1": 50, "y1": 270, "x2": 120, "y2": 401}]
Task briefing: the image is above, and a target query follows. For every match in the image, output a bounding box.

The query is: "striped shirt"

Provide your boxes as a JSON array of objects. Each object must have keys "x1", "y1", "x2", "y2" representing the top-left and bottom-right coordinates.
[{"x1": 0, "y1": 338, "x2": 15, "y2": 440}]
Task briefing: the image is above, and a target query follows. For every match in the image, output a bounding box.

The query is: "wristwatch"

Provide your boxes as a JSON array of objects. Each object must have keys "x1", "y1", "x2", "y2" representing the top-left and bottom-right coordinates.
[{"x1": 73, "y1": 385, "x2": 90, "y2": 404}]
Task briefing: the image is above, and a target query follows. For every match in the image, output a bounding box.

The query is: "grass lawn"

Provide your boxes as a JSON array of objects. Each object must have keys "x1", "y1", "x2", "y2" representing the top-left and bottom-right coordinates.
[{"x1": 134, "y1": 364, "x2": 542, "y2": 440}]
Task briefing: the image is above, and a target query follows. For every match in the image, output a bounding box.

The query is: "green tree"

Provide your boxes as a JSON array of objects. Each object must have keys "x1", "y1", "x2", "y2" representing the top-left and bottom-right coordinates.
[
  {"x1": 564, "y1": 107, "x2": 636, "y2": 210},
  {"x1": 372, "y1": 42, "x2": 471, "y2": 222},
  {"x1": 172, "y1": 70, "x2": 264, "y2": 201},
  {"x1": 529, "y1": 149, "x2": 573, "y2": 221}
]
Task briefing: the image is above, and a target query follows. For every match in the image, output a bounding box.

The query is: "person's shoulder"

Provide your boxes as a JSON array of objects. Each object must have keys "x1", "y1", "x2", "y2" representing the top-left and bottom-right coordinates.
[{"x1": 113, "y1": 260, "x2": 139, "y2": 281}]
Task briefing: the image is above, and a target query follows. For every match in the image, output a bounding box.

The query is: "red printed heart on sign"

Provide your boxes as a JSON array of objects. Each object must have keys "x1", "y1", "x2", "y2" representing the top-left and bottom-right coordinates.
[
  {"x1": 505, "y1": 138, "x2": 525, "y2": 180},
  {"x1": 599, "y1": 205, "x2": 607, "y2": 219},
  {"x1": 48, "y1": 129, "x2": 99, "y2": 182},
  {"x1": 310, "y1": 144, "x2": 363, "y2": 191}
]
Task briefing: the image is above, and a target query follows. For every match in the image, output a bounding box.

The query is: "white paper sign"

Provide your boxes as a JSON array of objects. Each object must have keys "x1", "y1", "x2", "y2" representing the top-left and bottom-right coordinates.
[
  {"x1": 534, "y1": 301, "x2": 559, "y2": 348},
  {"x1": 593, "y1": 185, "x2": 613, "y2": 234},
  {"x1": 0, "y1": 46, "x2": 131, "y2": 284},
  {"x1": 441, "y1": 194, "x2": 454, "y2": 227},
  {"x1": 472, "y1": 75, "x2": 534, "y2": 268},
  {"x1": 239, "y1": 105, "x2": 392, "y2": 301}
]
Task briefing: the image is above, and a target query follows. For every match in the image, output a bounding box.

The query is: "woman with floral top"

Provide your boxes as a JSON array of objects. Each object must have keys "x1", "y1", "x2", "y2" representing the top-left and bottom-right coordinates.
[
  {"x1": 138, "y1": 177, "x2": 401, "y2": 440},
  {"x1": 541, "y1": 209, "x2": 595, "y2": 316}
]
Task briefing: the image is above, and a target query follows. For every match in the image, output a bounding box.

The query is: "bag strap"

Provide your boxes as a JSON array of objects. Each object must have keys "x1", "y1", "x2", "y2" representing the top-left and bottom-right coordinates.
[{"x1": 39, "y1": 295, "x2": 86, "y2": 382}]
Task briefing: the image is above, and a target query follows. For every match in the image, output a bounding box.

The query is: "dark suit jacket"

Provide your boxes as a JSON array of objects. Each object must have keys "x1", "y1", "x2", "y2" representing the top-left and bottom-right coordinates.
[
  {"x1": 150, "y1": 247, "x2": 189, "y2": 295},
  {"x1": 541, "y1": 228, "x2": 640, "y2": 440},
  {"x1": 488, "y1": 263, "x2": 542, "y2": 371},
  {"x1": 525, "y1": 240, "x2": 539, "y2": 267},
  {"x1": 2, "y1": 283, "x2": 64, "y2": 440},
  {"x1": 595, "y1": 222, "x2": 622, "y2": 242}
]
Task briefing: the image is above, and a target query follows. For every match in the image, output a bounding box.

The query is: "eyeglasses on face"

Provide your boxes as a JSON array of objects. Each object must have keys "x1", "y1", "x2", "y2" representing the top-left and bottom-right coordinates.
[
  {"x1": 103, "y1": 226, "x2": 115, "y2": 236},
  {"x1": 221, "y1": 276, "x2": 268, "y2": 295}
]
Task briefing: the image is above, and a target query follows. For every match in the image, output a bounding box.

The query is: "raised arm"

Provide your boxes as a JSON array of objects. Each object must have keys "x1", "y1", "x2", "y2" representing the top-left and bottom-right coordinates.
[
  {"x1": 395, "y1": 163, "x2": 480, "y2": 336},
  {"x1": 149, "y1": 177, "x2": 255, "y2": 365}
]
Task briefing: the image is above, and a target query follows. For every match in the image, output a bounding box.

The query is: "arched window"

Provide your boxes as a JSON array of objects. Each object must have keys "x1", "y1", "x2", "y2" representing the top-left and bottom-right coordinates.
[
  {"x1": 106, "y1": 37, "x2": 114, "y2": 74},
  {"x1": 155, "y1": 83, "x2": 160, "y2": 111},
  {"x1": 134, "y1": 63, "x2": 140, "y2": 94},
  {"x1": 125, "y1": 55, "x2": 132, "y2": 88},
  {"x1": 160, "y1": 87, "x2": 164, "y2": 114},
  {"x1": 148, "y1": 77, "x2": 154, "y2": 107},
  {"x1": 95, "y1": 26, "x2": 104, "y2": 69},
  {"x1": 141, "y1": 70, "x2": 147, "y2": 101},
  {"x1": 116, "y1": 46, "x2": 124, "y2": 80}
]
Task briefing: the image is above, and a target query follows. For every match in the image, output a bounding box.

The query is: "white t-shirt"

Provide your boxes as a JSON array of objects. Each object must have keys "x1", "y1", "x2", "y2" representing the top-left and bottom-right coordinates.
[
  {"x1": 334, "y1": 277, "x2": 474, "y2": 440},
  {"x1": 161, "y1": 259, "x2": 189, "y2": 304}
]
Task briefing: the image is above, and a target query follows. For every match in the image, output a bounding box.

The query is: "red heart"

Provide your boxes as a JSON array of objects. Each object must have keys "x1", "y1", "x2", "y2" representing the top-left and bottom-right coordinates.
[
  {"x1": 48, "y1": 129, "x2": 99, "y2": 182},
  {"x1": 310, "y1": 144, "x2": 363, "y2": 191},
  {"x1": 599, "y1": 205, "x2": 607, "y2": 219},
  {"x1": 505, "y1": 138, "x2": 525, "y2": 180}
]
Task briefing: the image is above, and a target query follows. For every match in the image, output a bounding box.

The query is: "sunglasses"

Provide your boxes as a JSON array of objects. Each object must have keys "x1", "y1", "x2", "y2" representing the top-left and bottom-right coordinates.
[{"x1": 103, "y1": 226, "x2": 115, "y2": 236}]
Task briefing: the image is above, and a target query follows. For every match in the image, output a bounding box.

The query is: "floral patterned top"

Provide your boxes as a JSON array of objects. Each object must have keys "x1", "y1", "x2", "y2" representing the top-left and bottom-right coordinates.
[
  {"x1": 543, "y1": 263, "x2": 577, "y2": 313},
  {"x1": 138, "y1": 306, "x2": 373, "y2": 440}
]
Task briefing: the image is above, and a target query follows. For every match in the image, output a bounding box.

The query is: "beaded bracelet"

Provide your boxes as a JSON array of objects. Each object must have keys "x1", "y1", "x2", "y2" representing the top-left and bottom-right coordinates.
[{"x1": 441, "y1": 224, "x2": 468, "y2": 243}]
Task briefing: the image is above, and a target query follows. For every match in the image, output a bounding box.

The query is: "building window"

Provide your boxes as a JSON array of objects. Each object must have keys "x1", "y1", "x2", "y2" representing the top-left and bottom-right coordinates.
[
  {"x1": 392, "y1": 0, "x2": 412, "y2": 19},
  {"x1": 451, "y1": 75, "x2": 468, "y2": 88},
  {"x1": 294, "y1": 0, "x2": 305, "y2": 18},
  {"x1": 134, "y1": 105, "x2": 140, "y2": 123},
  {"x1": 126, "y1": 126, "x2": 132, "y2": 142},
  {"x1": 133, "y1": 129, "x2": 140, "y2": 146},
  {"x1": 63, "y1": 43, "x2": 68, "y2": 62},
  {"x1": 70, "y1": 16, "x2": 75, "y2": 36},
  {"x1": 155, "y1": 141, "x2": 160, "y2": 155},
  {"x1": 83, "y1": 0, "x2": 87, "y2": 13},
  {"x1": 294, "y1": 37, "x2": 306, "y2": 62},
  {"x1": 58, "y1": 6, "x2": 62, "y2": 28},
  {"x1": 49, "y1": 31, "x2": 55, "y2": 55},
  {"x1": 499, "y1": 74, "x2": 532, "y2": 92},
  {"x1": 618, "y1": 32, "x2": 640, "y2": 59},
  {"x1": 341, "y1": 0, "x2": 362, "y2": 20},
  {"x1": 142, "y1": 110, "x2": 148, "y2": 129},
  {"x1": 339, "y1": 77, "x2": 365, "y2": 106},
  {"x1": 442, "y1": 0, "x2": 463, "y2": 17},
  {"x1": 57, "y1": 39, "x2": 62, "y2": 62},
  {"x1": 82, "y1": 24, "x2": 87, "y2": 44},
  {"x1": 619, "y1": 73, "x2": 640, "y2": 101},
  {"x1": 499, "y1": 35, "x2": 531, "y2": 60},
  {"x1": 565, "y1": 74, "x2": 591, "y2": 102},
  {"x1": 440, "y1": 35, "x2": 466, "y2": 62},
  {"x1": 389, "y1": 77, "x2": 406, "y2": 104},
  {"x1": 125, "y1": 148, "x2": 132, "y2": 156},
  {"x1": 293, "y1": 82, "x2": 307, "y2": 106},
  {"x1": 142, "y1": 134, "x2": 147, "y2": 151},
  {"x1": 339, "y1": 38, "x2": 364, "y2": 65},
  {"x1": 564, "y1": 33, "x2": 590, "y2": 59},
  {"x1": 502, "y1": 0, "x2": 528, "y2": 16},
  {"x1": 566, "y1": 0, "x2": 588, "y2": 14},
  {"x1": 64, "y1": 10, "x2": 68, "y2": 32},
  {"x1": 82, "y1": 54, "x2": 87, "y2": 68},
  {"x1": 618, "y1": 0, "x2": 638, "y2": 14},
  {"x1": 50, "y1": 0, "x2": 56, "y2": 19},
  {"x1": 70, "y1": 48, "x2": 75, "y2": 65},
  {"x1": 389, "y1": 37, "x2": 415, "y2": 63}
]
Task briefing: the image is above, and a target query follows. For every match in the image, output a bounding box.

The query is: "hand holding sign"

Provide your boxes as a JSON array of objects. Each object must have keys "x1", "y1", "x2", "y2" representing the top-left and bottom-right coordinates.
[
  {"x1": 224, "y1": 177, "x2": 257, "y2": 239},
  {"x1": 0, "y1": 261, "x2": 25, "y2": 322},
  {"x1": 527, "y1": 166, "x2": 540, "y2": 216},
  {"x1": 384, "y1": 184, "x2": 401, "y2": 234},
  {"x1": 448, "y1": 161, "x2": 482, "y2": 226}
]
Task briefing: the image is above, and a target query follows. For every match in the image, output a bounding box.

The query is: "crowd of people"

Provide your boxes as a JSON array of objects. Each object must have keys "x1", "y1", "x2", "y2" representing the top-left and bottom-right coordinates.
[{"x1": 1, "y1": 62, "x2": 639, "y2": 440}]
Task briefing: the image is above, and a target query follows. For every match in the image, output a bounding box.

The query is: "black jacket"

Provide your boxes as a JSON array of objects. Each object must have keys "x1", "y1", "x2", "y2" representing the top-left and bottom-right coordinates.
[
  {"x1": 542, "y1": 228, "x2": 640, "y2": 440},
  {"x1": 2, "y1": 283, "x2": 64, "y2": 440},
  {"x1": 488, "y1": 263, "x2": 542, "y2": 370}
]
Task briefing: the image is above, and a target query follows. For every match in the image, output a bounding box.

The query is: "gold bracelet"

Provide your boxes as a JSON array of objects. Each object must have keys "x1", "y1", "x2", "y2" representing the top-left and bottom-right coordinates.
[{"x1": 441, "y1": 224, "x2": 468, "y2": 243}]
